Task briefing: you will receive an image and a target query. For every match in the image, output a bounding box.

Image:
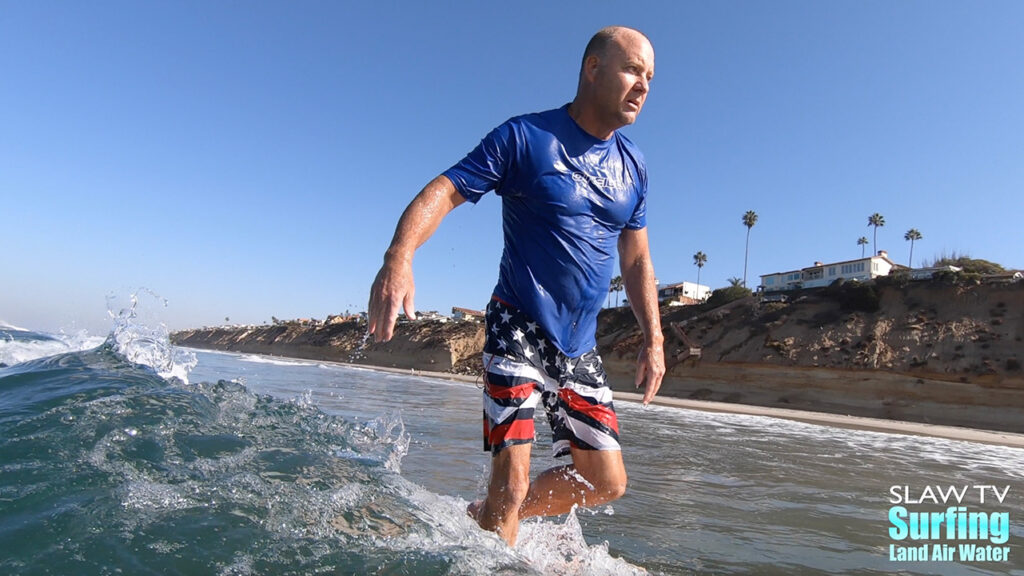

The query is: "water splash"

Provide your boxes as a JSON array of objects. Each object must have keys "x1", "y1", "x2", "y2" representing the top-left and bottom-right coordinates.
[
  {"x1": 105, "y1": 289, "x2": 197, "y2": 383},
  {"x1": 347, "y1": 330, "x2": 373, "y2": 363},
  {"x1": 515, "y1": 506, "x2": 647, "y2": 575},
  {"x1": 337, "y1": 410, "x2": 410, "y2": 474}
]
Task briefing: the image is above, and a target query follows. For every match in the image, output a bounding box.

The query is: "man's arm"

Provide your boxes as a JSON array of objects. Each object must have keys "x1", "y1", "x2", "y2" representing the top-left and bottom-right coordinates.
[
  {"x1": 618, "y1": 227, "x2": 665, "y2": 404},
  {"x1": 368, "y1": 175, "x2": 466, "y2": 341}
]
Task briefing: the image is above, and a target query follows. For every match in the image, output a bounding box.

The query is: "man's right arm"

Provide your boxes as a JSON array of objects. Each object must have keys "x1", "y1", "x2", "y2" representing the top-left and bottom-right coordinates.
[{"x1": 368, "y1": 175, "x2": 466, "y2": 341}]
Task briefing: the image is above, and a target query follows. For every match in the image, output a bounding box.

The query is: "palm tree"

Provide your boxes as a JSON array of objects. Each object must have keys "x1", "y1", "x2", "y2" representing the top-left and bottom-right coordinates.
[
  {"x1": 904, "y1": 229, "x2": 923, "y2": 268},
  {"x1": 693, "y1": 251, "x2": 707, "y2": 291},
  {"x1": 867, "y1": 213, "x2": 885, "y2": 256},
  {"x1": 609, "y1": 275, "x2": 624, "y2": 307},
  {"x1": 742, "y1": 210, "x2": 758, "y2": 287},
  {"x1": 727, "y1": 277, "x2": 744, "y2": 287},
  {"x1": 857, "y1": 236, "x2": 869, "y2": 258}
]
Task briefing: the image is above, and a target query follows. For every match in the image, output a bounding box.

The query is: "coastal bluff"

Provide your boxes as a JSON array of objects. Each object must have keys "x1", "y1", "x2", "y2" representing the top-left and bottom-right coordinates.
[{"x1": 172, "y1": 281, "x2": 1024, "y2": 434}]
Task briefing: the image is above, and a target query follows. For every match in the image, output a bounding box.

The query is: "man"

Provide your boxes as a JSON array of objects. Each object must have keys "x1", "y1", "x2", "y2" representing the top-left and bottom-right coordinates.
[{"x1": 368, "y1": 26, "x2": 664, "y2": 546}]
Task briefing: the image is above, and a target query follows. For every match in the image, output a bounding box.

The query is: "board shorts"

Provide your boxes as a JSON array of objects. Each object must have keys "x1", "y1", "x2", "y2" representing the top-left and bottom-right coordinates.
[{"x1": 481, "y1": 297, "x2": 620, "y2": 458}]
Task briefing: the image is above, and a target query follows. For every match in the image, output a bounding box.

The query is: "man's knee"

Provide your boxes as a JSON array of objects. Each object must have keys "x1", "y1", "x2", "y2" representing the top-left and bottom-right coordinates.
[
  {"x1": 594, "y1": 468, "x2": 628, "y2": 501},
  {"x1": 571, "y1": 448, "x2": 628, "y2": 502}
]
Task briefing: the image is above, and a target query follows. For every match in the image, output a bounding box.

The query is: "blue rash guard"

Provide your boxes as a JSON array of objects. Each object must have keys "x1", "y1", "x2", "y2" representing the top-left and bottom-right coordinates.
[{"x1": 443, "y1": 104, "x2": 648, "y2": 357}]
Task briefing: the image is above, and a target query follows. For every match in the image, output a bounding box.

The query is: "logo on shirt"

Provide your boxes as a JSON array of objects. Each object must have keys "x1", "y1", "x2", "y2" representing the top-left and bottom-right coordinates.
[{"x1": 572, "y1": 171, "x2": 626, "y2": 192}]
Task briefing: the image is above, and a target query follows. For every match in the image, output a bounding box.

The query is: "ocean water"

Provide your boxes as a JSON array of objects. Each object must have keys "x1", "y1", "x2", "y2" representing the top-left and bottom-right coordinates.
[{"x1": 2, "y1": 315, "x2": 1023, "y2": 575}]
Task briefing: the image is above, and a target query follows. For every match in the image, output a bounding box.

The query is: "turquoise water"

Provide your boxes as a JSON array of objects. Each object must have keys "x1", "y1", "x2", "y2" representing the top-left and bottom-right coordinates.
[{"x1": 2, "y1": 316, "x2": 1023, "y2": 575}]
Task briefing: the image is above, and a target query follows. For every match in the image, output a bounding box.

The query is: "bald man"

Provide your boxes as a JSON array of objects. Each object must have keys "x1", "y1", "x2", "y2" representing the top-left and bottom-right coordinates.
[{"x1": 368, "y1": 26, "x2": 664, "y2": 546}]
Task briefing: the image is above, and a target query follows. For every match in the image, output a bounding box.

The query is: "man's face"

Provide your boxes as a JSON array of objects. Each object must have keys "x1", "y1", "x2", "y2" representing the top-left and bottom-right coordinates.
[{"x1": 590, "y1": 31, "x2": 655, "y2": 129}]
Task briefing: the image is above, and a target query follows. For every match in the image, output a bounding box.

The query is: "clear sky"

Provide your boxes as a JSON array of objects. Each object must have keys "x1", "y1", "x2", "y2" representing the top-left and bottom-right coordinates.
[{"x1": 3, "y1": 1, "x2": 1022, "y2": 334}]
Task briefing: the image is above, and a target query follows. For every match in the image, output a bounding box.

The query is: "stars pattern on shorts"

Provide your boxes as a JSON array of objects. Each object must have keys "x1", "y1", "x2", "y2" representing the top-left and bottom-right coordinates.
[
  {"x1": 485, "y1": 300, "x2": 556, "y2": 373},
  {"x1": 483, "y1": 299, "x2": 605, "y2": 386}
]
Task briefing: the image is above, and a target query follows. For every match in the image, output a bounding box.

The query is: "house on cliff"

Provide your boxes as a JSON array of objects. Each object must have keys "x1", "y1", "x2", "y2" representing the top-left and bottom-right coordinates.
[
  {"x1": 760, "y1": 251, "x2": 902, "y2": 293},
  {"x1": 908, "y1": 265, "x2": 962, "y2": 281},
  {"x1": 657, "y1": 281, "x2": 710, "y2": 305},
  {"x1": 326, "y1": 313, "x2": 361, "y2": 325},
  {"x1": 452, "y1": 307, "x2": 485, "y2": 322}
]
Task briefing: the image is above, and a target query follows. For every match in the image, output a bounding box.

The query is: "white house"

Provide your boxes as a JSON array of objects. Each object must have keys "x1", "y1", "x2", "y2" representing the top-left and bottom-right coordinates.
[
  {"x1": 658, "y1": 281, "x2": 711, "y2": 304},
  {"x1": 759, "y1": 251, "x2": 901, "y2": 293},
  {"x1": 451, "y1": 306, "x2": 485, "y2": 322}
]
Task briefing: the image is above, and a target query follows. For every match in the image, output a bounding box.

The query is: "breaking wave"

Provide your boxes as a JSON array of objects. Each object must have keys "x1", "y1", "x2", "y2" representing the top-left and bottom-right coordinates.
[{"x1": 0, "y1": 298, "x2": 645, "y2": 575}]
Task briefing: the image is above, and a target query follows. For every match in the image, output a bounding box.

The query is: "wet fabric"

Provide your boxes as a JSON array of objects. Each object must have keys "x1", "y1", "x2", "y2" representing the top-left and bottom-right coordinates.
[
  {"x1": 481, "y1": 297, "x2": 620, "y2": 457},
  {"x1": 443, "y1": 104, "x2": 647, "y2": 357}
]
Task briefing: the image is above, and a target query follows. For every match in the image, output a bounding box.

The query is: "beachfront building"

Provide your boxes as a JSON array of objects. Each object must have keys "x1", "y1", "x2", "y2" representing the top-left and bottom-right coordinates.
[
  {"x1": 451, "y1": 306, "x2": 485, "y2": 322},
  {"x1": 908, "y1": 265, "x2": 962, "y2": 281},
  {"x1": 325, "y1": 313, "x2": 361, "y2": 325},
  {"x1": 658, "y1": 281, "x2": 711, "y2": 305},
  {"x1": 416, "y1": 310, "x2": 449, "y2": 322},
  {"x1": 759, "y1": 251, "x2": 900, "y2": 293}
]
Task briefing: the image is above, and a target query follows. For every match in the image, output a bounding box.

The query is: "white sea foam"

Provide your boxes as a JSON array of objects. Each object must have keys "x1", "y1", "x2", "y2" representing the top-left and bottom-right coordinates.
[
  {"x1": 237, "y1": 354, "x2": 318, "y2": 367},
  {"x1": 0, "y1": 320, "x2": 29, "y2": 331},
  {"x1": 0, "y1": 327, "x2": 105, "y2": 366}
]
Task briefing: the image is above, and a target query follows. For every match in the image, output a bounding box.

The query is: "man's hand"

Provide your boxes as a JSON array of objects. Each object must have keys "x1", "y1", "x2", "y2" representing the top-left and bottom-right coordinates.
[
  {"x1": 618, "y1": 227, "x2": 665, "y2": 405},
  {"x1": 634, "y1": 340, "x2": 665, "y2": 405},
  {"x1": 365, "y1": 175, "x2": 464, "y2": 342},
  {"x1": 368, "y1": 255, "x2": 416, "y2": 342}
]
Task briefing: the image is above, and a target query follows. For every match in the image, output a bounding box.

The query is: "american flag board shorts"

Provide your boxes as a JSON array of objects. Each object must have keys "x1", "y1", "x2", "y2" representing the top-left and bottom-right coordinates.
[{"x1": 481, "y1": 297, "x2": 620, "y2": 457}]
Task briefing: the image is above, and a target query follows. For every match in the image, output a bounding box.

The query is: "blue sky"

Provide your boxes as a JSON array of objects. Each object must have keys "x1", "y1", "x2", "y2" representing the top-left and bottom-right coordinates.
[{"x1": 3, "y1": 1, "x2": 1022, "y2": 334}]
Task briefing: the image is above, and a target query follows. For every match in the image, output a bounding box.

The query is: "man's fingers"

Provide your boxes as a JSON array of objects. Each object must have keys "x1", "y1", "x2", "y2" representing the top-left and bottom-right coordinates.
[
  {"x1": 380, "y1": 311, "x2": 397, "y2": 341},
  {"x1": 640, "y1": 373, "x2": 653, "y2": 405},
  {"x1": 635, "y1": 349, "x2": 665, "y2": 405},
  {"x1": 367, "y1": 289, "x2": 380, "y2": 336},
  {"x1": 368, "y1": 295, "x2": 396, "y2": 342},
  {"x1": 634, "y1": 361, "x2": 653, "y2": 405},
  {"x1": 642, "y1": 375, "x2": 661, "y2": 405},
  {"x1": 379, "y1": 293, "x2": 402, "y2": 341},
  {"x1": 368, "y1": 264, "x2": 411, "y2": 342},
  {"x1": 403, "y1": 291, "x2": 417, "y2": 322}
]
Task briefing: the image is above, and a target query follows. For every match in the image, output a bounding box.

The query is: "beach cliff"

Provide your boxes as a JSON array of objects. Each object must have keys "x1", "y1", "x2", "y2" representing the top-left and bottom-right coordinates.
[{"x1": 171, "y1": 280, "x2": 1024, "y2": 433}]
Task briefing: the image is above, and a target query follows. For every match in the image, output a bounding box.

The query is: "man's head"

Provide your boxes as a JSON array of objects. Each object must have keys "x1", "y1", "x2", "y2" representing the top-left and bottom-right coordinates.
[{"x1": 573, "y1": 26, "x2": 655, "y2": 138}]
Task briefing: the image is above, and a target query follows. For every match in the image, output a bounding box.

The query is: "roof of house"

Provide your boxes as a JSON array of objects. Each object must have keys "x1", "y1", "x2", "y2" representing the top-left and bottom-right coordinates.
[{"x1": 658, "y1": 280, "x2": 710, "y2": 290}]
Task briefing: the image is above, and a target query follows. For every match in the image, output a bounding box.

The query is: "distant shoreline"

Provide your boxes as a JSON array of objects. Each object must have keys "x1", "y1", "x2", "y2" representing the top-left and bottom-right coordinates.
[
  {"x1": 186, "y1": 347, "x2": 1024, "y2": 449},
  {"x1": 173, "y1": 281, "x2": 1024, "y2": 443}
]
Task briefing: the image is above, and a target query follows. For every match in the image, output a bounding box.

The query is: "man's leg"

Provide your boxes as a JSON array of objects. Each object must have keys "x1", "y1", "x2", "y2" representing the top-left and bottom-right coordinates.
[
  {"x1": 518, "y1": 447, "x2": 627, "y2": 519},
  {"x1": 474, "y1": 443, "x2": 533, "y2": 545}
]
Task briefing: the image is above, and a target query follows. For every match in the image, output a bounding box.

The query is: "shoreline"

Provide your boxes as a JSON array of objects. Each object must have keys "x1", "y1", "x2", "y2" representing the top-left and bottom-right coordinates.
[
  {"x1": 190, "y1": 348, "x2": 1024, "y2": 449},
  {"x1": 172, "y1": 280, "x2": 1024, "y2": 439}
]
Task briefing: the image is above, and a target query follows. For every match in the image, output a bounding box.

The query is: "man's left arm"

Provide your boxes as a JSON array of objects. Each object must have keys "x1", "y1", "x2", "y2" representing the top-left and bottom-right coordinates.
[{"x1": 618, "y1": 227, "x2": 665, "y2": 405}]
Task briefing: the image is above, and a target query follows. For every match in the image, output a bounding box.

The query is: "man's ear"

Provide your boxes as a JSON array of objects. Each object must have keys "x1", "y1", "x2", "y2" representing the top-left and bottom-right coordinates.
[{"x1": 583, "y1": 54, "x2": 601, "y2": 83}]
